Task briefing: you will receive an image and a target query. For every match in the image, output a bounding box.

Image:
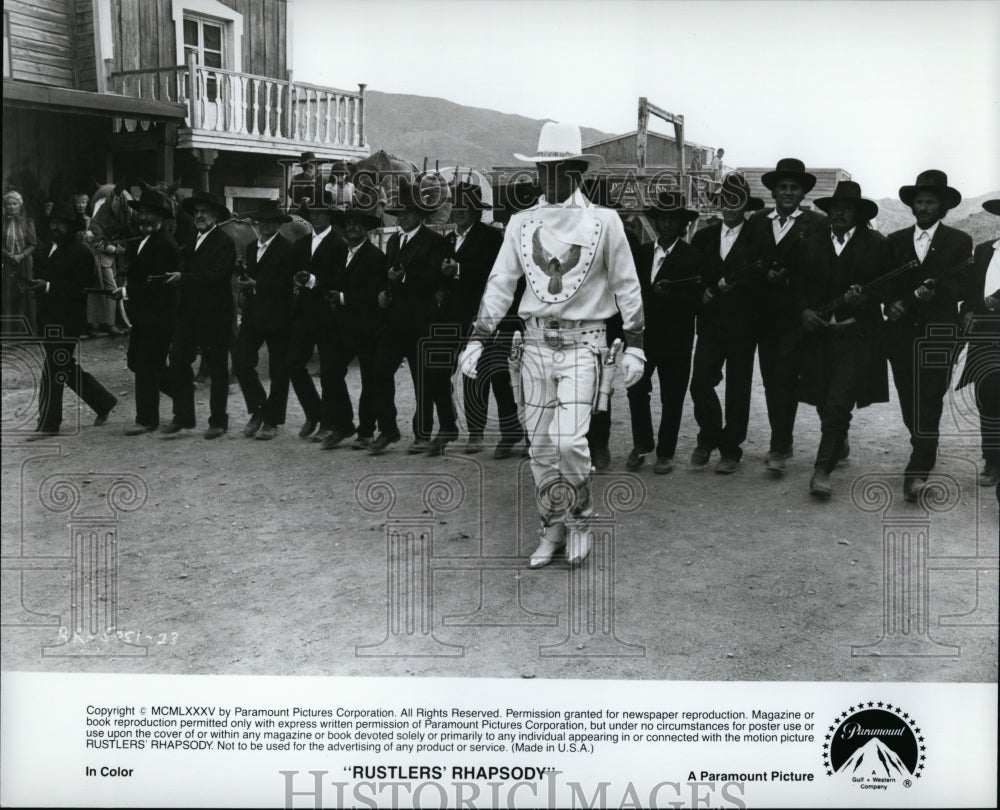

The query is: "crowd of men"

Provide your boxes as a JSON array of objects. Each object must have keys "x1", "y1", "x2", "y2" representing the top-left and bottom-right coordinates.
[{"x1": 10, "y1": 123, "x2": 999, "y2": 565}]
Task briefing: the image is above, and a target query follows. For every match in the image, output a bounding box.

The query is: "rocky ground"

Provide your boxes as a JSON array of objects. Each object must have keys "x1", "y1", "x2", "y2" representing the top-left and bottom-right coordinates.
[{"x1": 2, "y1": 334, "x2": 997, "y2": 681}]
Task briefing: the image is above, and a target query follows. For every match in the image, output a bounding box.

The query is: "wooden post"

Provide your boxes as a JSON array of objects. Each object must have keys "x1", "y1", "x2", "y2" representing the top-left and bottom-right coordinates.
[
  {"x1": 157, "y1": 122, "x2": 176, "y2": 186},
  {"x1": 358, "y1": 83, "x2": 366, "y2": 146},
  {"x1": 192, "y1": 148, "x2": 218, "y2": 192},
  {"x1": 674, "y1": 115, "x2": 686, "y2": 201},
  {"x1": 284, "y1": 70, "x2": 294, "y2": 139},
  {"x1": 186, "y1": 51, "x2": 200, "y2": 129},
  {"x1": 636, "y1": 97, "x2": 648, "y2": 178}
]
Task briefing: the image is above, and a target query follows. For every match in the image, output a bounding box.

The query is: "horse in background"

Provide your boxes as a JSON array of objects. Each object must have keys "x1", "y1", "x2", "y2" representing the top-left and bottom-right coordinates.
[{"x1": 88, "y1": 182, "x2": 137, "y2": 331}]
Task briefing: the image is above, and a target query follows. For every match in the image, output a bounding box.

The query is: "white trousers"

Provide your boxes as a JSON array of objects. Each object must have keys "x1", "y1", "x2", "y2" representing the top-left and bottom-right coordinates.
[{"x1": 519, "y1": 331, "x2": 602, "y2": 523}]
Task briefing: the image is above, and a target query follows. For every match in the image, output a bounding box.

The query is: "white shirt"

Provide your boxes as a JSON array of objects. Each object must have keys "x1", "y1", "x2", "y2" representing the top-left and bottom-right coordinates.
[
  {"x1": 397, "y1": 224, "x2": 420, "y2": 250},
  {"x1": 311, "y1": 225, "x2": 331, "y2": 257},
  {"x1": 720, "y1": 222, "x2": 743, "y2": 261},
  {"x1": 137, "y1": 235, "x2": 151, "y2": 255},
  {"x1": 256, "y1": 233, "x2": 277, "y2": 262},
  {"x1": 651, "y1": 237, "x2": 679, "y2": 284},
  {"x1": 985, "y1": 240, "x2": 1000, "y2": 301},
  {"x1": 769, "y1": 208, "x2": 803, "y2": 244},
  {"x1": 831, "y1": 226, "x2": 856, "y2": 256},
  {"x1": 913, "y1": 220, "x2": 940, "y2": 262},
  {"x1": 194, "y1": 225, "x2": 216, "y2": 251},
  {"x1": 346, "y1": 240, "x2": 364, "y2": 266},
  {"x1": 454, "y1": 225, "x2": 471, "y2": 253}
]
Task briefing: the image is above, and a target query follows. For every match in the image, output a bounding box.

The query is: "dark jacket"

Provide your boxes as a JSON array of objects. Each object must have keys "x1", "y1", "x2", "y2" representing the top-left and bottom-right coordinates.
[
  {"x1": 884, "y1": 222, "x2": 974, "y2": 329},
  {"x1": 124, "y1": 229, "x2": 181, "y2": 328},
  {"x1": 635, "y1": 238, "x2": 703, "y2": 356},
  {"x1": 34, "y1": 239, "x2": 94, "y2": 337},
  {"x1": 242, "y1": 233, "x2": 295, "y2": 332},
  {"x1": 690, "y1": 219, "x2": 760, "y2": 336},
  {"x1": 291, "y1": 228, "x2": 348, "y2": 328},
  {"x1": 957, "y1": 239, "x2": 1000, "y2": 390},
  {"x1": 791, "y1": 226, "x2": 889, "y2": 408},
  {"x1": 444, "y1": 221, "x2": 504, "y2": 332},
  {"x1": 747, "y1": 207, "x2": 827, "y2": 330},
  {"x1": 384, "y1": 225, "x2": 449, "y2": 329},
  {"x1": 339, "y1": 238, "x2": 388, "y2": 337},
  {"x1": 177, "y1": 226, "x2": 237, "y2": 322}
]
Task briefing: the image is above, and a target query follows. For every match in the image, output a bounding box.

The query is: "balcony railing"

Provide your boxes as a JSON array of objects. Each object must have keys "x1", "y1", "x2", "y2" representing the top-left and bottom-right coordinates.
[{"x1": 110, "y1": 55, "x2": 365, "y2": 151}]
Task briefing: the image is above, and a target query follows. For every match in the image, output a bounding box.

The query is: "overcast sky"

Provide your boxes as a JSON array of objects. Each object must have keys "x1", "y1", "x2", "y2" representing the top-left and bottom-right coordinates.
[{"x1": 292, "y1": 0, "x2": 1000, "y2": 200}]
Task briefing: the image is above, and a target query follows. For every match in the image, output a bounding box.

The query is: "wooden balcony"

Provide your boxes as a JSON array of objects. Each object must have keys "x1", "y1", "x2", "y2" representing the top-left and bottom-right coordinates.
[{"x1": 110, "y1": 56, "x2": 368, "y2": 159}]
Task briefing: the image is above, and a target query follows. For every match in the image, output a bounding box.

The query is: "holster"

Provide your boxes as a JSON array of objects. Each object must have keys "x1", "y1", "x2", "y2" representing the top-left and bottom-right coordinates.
[
  {"x1": 594, "y1": 346, "x2": 616, "y2": 413},
  {"x1": 508, "y1": 331, "x2": 524, "y2": 408}
]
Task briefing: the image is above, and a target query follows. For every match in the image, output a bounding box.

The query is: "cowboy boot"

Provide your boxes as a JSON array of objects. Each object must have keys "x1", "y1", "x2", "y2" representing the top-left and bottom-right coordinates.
[{"x1": 529, "y1": 520, "x2": 566, "y2": 568}]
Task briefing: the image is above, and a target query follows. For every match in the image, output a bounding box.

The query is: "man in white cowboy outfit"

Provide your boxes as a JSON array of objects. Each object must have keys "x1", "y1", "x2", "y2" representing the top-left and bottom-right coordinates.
[{"x1": 460, "y1": 123, "x2": 645, "y2": 567}]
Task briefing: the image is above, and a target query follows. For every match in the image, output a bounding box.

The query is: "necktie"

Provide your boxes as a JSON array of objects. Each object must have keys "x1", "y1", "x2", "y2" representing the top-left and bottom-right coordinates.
[
  {"x1": 835, "y1": 233, "x2": 845, "y2": 245},
  {"x1": 400, "y1": 234, "x2": 408, "y2": 251},
  {"x1": 916, "y1": 231, "x2": 930, "y2": 261},
  {"x1": 778, "y1": 216, "x2": 788, "y2": 227}
]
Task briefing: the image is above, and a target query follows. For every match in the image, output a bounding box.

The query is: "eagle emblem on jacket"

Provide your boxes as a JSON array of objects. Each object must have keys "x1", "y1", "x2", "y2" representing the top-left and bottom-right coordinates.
[{"x1": 531, "y1": 226, "x2": 582, "y2": 294}]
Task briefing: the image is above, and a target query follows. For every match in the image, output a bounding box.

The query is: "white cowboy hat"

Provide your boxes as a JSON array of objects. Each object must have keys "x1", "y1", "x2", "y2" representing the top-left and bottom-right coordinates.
[{"x1": 514, "y1": 122, "x2": 605, "y2": 170}]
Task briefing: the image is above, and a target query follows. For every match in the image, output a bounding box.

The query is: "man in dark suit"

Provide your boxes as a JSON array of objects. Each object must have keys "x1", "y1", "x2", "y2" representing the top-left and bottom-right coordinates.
[
  {"x1": 323, "y1": 196, "x2": 387, "y2": 450},
  {"x1": 443, "y1": 182, "x2": 519, "y2": 456},
  {"x1": 957, "y1": 197, "x2": 1000, "y2": 489},
  {"x1": 791, "y1": 181, "x2": 889, "y2": 498},
  {"x1": 626, "y1": 193, "x2": 702, "y2": 474},
  {"x1": 286, "y1": 202, "x2": 351, "y2": 444},
  {"x1": 161, "y1": 191, "x2": 237, "y2": 439},
  {"x1": 370, "y1": 179, "x2": 452, "y2": 455},
  {"x1": 116, "y1": 189, "x2": 180, "y2": 435},
  {"x1": 884, "y1": 170, "x2": 974, "y2": 501},
  {"x1": 747, "y1": 158, "x2": 827, "y2": 473},
  {"x1": 25, "y1": 203, "x2": 118, "y2": 439},
  {"x1": 689, "y1": 174, "x2": 765, "y2": 473},
  {"x1": 233, "y1": 201, "x2": 296, "y2": 440}
]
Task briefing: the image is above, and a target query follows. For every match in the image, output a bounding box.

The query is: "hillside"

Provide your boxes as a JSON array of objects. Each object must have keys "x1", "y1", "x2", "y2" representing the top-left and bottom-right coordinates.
[
  {"x1": 363, "y1": 90, "x2": 615, "y2": 171},
  {"x1": 873, "y1": 191, "x2": 999, "y2": 239}
]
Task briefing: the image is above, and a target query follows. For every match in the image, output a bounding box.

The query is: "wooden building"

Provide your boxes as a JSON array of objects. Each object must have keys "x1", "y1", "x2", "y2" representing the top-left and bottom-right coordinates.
[{"x1": 3, "y1": 0, "x2": 369, "y2": 215}]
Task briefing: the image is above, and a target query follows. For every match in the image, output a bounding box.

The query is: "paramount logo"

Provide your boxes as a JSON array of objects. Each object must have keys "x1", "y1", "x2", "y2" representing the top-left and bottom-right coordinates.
[{"x1": 837, "y1": 737, "x2": 910, "y2": 779}]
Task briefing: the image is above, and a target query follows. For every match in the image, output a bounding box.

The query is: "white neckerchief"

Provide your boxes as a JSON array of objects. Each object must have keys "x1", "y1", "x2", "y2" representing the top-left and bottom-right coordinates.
[
  {"x1": 651, "y1": 237, "x2": 679, "y2": 284},
  {"x1": 985, "y1": 239, "x2": 1000, "y2": 298},
  {"x1": 535, "y1": 187, "x2": 596, "y2": 247},
  {"x1": 720, "y1": 221, "x2": 743, "y2": 260},
  {"x1": 194, "y1": 225, "x2": 216, "y2": 251},
  {"x1": 311, "y1": 226, "x2": 331, "y2": 256},
  {"x1": 768, "y1": 207, "x2": 803, "y2": 244},
  {"x1": 831, "y1": 226, "x2": 856, "y2": 256},
  {"x1": 914, "y1": 219, "x2": 940, "y2": 262},
  {"x1": 256, "y1": 232, "x2": 277, "y2": 262}
]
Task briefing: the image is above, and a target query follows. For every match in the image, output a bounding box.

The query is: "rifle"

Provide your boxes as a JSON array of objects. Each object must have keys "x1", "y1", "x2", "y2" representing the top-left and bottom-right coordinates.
[
  {"x1": 888, "y1": 255, "x2": 975, "y2": 321},
  {"x1": 810, "y1": 259, "x2": 920, "y2": 320},
  {"x1": 83, "y1": 288, "x2": 118, "y2": 297},
  {"x1": 720, "y1": 257, "x2": 774, "y2": 287},
  {"x1": 653, "y1": 274, "x2": 702, "y2": 294}
]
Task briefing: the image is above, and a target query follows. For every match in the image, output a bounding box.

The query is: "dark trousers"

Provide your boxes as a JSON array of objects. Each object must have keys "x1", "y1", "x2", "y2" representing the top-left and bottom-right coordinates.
[
  {"x1": 126, "y1": 321, "x2": 173, "y2": 428},
  {"x1": 464, "y1": 337, "x2": 522, "y2": 440},
  {"x1": 627, "y1": 338, "x2": 695, "y2": 460},
  {"x1": 887, "y1": 330, "x2": 955, "y2": 480},
  {"x1": 690, "y1": 327, "x2": 757, "y2": 461},
  {"x1": 38, "y1": 340, "x2": 117, "y2": 431},
  {"x1": 757, "y1": 328, "x2": 799, "y2": 454},
  {"x1": 286, "y1": 321, "x2": 354, "y2": 433},
  {"x1": 335, "y1": 329, "x2": 380, "y2": 438},
  {"x1": 234, "y1": 323, "x2": 291, "y2": 426},
  {"x1": 374, "y1": 321, "x2": 458, "y2": 442},
  {"x1": 813, "y1": 328, "x2": 862, "y2": 473},
  {"x1": 974, "y1": 359, "x2": 1000, "y2": 466},
  {"x1": 167, "y1": 317, "x2": 231, "y2": 429}
]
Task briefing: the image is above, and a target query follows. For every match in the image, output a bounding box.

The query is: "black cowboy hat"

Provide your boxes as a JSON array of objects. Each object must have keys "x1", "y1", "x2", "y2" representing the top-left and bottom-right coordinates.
[
  {"x1": 983, "y1": 198, "x2": 1000, "y2": 216},
  {"x1": 127, "y1": 188, "x2": 174, "y2": 219},
  {"x1": 715, "y1": 173, "x2": 764, "y2": 212},
  {"x1": 385, "y1": 178, "x2": 429, "y2": 216},
  {"x1": 332, "y1": 194, "x2": 382, "y2": 230},
  {"x1": 180, "y1": 191, "x2": 231, "y2": 221},
  {"x1": 296, "y1": 201, "x2": 338, "y2": 218},
  {"x1": 450, "y1": 181, "x2": 490, "y2": 210},
  {"x1": 299, "y1": 151, "x2": 317, "y2": 164},
  {"x1": 47, "y1": 202, "x2": 78, "y2": 224},
  {"x1": 643, "y1": 191, "x2": 700, "y2": 223},
  {"x1": 814, "y1": 180, "x2": 879, "y2": 221},
  {"x1": 760, "y1": 158, "x2": 817, "y2": 194},
  {"x1": 248, "y1": 199, "x2": 292, "y2": 223},
  {"x1": 899, "y1": 169, "x2": 962, "y2": 210},
  {"x1": 327, "y1": 160, "x2": 350, "y2": 175}
]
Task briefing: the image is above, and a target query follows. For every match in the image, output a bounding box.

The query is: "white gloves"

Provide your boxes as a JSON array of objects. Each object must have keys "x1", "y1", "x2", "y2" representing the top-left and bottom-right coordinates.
[
  {"x1": 621, "y1": 347, "x2": 646, "y2": 388},
  {"x1": 459, "y1": 340, "x2": 484, "y2": 378}
]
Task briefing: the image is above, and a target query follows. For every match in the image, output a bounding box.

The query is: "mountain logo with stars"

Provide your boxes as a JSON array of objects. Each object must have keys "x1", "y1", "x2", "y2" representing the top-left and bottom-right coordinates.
[{"x1": 823, "y1": 703, "x2": 923, "y2": 789}]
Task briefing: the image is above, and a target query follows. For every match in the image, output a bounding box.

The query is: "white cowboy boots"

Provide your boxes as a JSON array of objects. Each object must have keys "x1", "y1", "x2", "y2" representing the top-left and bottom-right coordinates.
[
  {"x1": 529, "y1": 516, "x2": 594, "y2": 567},
  {"x1": 530, "y1": 521, "x2": 566, "y2": 568}
]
